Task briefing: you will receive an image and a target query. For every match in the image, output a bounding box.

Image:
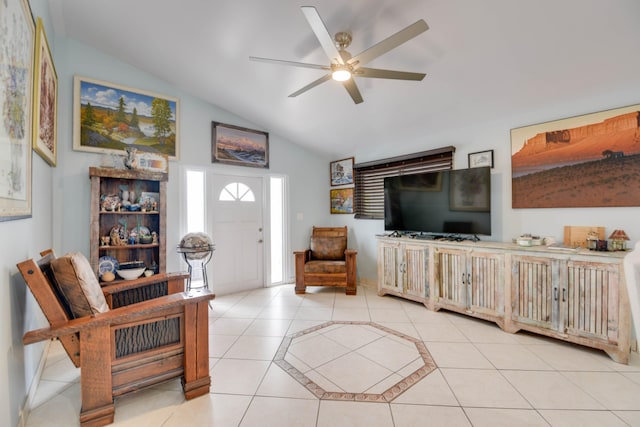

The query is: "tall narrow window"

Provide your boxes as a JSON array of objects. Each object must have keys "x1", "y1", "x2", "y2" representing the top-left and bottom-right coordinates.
[
  {"x1": 270, "y1": 176, "x2": 285, "y2": 284},
  {"x1": 186, "y1": 170, "x2": 205, "y2": 232}
]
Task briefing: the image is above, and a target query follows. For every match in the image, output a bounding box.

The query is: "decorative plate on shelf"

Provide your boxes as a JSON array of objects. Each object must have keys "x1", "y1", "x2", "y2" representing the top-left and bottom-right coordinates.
[
  {"x1": 132, "y1": 225, "x2": 151, "y2": 236},
  {"x1": 98, "y1": 256, "x2": 120, "y2": 275}
]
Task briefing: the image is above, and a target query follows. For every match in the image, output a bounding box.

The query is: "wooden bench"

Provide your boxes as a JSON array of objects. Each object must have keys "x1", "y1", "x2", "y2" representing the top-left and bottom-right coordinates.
[{"x1": 18, "y1": 250, "x2": 214, "y2": 427}]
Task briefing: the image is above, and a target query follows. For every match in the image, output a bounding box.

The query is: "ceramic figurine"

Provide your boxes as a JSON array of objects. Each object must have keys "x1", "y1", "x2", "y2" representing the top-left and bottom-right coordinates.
[{"x1": 124, "y1": 147, "x2": 138, "y2": 169}]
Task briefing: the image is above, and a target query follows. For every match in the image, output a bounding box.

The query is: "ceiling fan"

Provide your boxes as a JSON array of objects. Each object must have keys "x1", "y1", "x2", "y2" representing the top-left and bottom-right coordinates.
[{"x1": 250, "y1": 6, "x2": 429, "y2": 104}]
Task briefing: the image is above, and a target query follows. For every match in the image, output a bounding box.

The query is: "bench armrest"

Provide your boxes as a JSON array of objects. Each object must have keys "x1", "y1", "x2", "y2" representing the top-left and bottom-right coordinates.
[
  {"x1": 23, "y1": 289, "x2": 214, "y2": 345},
  {"x1": 101, "y1": 271, "x2": 189, "y2": 295}
]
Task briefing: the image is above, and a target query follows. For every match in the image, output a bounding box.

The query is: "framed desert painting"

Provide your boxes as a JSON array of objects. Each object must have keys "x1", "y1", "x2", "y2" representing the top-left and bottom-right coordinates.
[
  {"x1": 32, "y1": 17, "x2": 58, "y2": 167},
  {"x1": 511, "y1": 104, "x2": 640, "y2": 208},
  {"x1": 73, "y1": 76, "x2": 180, "y2": 159},
  {"x1": 0, "y1": 0, "x2": 34, "y2": 221},
  {"x1": 211, "y1": 121, "x2": 269, "y2": 168}
]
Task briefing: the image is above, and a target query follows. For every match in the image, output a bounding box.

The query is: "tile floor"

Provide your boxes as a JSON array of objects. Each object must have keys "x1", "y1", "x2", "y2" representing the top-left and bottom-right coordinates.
[{"x1": 25, "y1": 284, "x2": 640, "y2": 427}]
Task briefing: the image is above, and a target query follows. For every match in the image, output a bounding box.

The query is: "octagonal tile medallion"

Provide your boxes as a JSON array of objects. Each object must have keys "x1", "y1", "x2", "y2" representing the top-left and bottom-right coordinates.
[{"x1": 274, "y1": 321, "x2": 437, "y2": 402}]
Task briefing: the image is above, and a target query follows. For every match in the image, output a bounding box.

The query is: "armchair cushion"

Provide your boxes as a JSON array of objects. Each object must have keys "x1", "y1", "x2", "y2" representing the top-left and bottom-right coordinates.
[
  {"x1": 50, "y1": 252, "x2": 109, "y2": 318},
  {"x1": 304, "y1": 260, "x2": 346, "y2": 274},
  {"x1": 310, "y1": 236, "x2": 347, "y2": 260}
]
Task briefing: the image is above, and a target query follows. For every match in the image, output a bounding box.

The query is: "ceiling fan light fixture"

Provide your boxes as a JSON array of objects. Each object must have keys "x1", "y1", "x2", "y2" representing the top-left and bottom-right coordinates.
[{"x1": 332, "y1": 69, "x2": 351, "y2": 81}]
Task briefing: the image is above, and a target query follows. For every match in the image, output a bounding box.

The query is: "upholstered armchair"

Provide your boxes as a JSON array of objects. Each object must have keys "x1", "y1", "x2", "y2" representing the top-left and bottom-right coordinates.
[
  {"x1": 294, "y1": 226, "x2": 357, "y2": 295},
  {"x1": 18, "y1": 250, "x2": 214, "y2": 427}
]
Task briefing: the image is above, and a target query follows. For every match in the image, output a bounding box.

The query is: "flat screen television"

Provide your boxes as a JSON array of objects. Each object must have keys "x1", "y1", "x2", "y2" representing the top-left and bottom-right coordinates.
[{"x1": 384, "y1": 167, "x2": 492, "y2": 236}]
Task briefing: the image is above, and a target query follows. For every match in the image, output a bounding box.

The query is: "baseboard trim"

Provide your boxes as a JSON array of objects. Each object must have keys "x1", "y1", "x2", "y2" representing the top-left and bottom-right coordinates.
[{"x1": 19, "y1": 339, "x2": 52, "y2": 427}]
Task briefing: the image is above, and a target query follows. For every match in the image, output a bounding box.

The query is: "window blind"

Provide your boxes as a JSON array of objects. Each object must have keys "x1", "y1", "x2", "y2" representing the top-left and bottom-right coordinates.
[{"x1": 353, "y1": 146, "x2": 455, "y2": 219}]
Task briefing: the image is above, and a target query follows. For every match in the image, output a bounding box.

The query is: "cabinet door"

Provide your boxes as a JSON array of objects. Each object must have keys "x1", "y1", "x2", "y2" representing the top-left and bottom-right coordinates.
[
  {"x1": 563, "y1": 260, "x2": 621, "y2": 343},
  {"x1": 403, "y1": 244, "x2": 429, "y2": 298},
  {"x1": 511, "y1": 255, "x2": 558, "y2": 330},
  {"x1": 378, "y1": 242, "x2": 401, "y2": 292},
  {"x1": 436, "y1": 248, "x2": 467, "y2": 309},
  {"x1": 468, "y1": 251, "x2": 504, "y2": 316}
]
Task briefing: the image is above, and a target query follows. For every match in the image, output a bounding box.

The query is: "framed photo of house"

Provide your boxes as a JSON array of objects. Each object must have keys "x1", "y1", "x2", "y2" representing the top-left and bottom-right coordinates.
[
  {"x1": 330, "y1": 188, "x2": 354, "y2": 214},
  {"x1": 212, "y1": 121, "x2": 269, "y2": 168},
  {"x1": 73, "y1": 76, "x2": 180, "y2": 159},
  {"x1": 0, "y1": 0, "x2": 35, "y2": 221},
  {"x1": 468, "y1": 150, "x2": 493, "y2": 169},
  {"x1": 511, "y1": 103, "x2": 640, "y2": 208},
  {"x1": 330, "y1": 157, "x2": 354, "y2": 186},
  {"x1": 32, "y1": 17, "x2": 58, "y2": 167}
]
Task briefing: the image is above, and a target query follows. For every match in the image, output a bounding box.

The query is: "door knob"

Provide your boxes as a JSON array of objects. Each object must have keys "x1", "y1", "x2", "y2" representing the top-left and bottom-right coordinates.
[{"x1": 258, "y1": 239, "x2": 263, "y2": 243}]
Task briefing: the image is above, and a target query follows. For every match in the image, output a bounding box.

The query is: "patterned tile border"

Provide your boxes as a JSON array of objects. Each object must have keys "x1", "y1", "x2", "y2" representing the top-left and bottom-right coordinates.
[{"x1": 274, "y1": 321, "x2": 437, "y2": 402}]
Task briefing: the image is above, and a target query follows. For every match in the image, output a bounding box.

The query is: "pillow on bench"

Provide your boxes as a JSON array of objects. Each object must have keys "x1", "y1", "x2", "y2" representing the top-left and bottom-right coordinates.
[{"x1": 50, "y1": 252, "x2": 109, "y2": 318}]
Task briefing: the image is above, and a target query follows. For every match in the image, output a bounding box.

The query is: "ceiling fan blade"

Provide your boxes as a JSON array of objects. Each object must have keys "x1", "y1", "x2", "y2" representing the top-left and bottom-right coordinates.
[
  {"x1": 349, "y1": 19, "x2": 429, "y2": 67},
  {"x1": 301, "y1": 6, "x2": 344, "y2": 65},
  {"x1": 289, "y1": 74, "x2": 332, "y2": 98},
  {"x1": 356, "y1": 67, "x2": 426, "y2": 81},
  {"x1": 342, "y1": 79, "x2": 364, "y2": 104},
  {"x1": 250, "y1": 56, "x2": 330, "y2": 71}
]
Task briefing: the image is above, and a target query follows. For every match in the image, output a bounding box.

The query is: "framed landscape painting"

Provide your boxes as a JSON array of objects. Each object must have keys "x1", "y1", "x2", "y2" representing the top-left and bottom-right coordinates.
[
  {"x1": 212, "y1": 121, "x2": 269, "y2": 168},
  {"x1": 73, "y1": 76, "x2": 180, "y2": 159},
  {"x1": 32, "y1": 17, "x2": 58, "y2": 166},
  {"x1": 511, "y1": 104, "x2": 640, "y2": 208},
  {"x1": 0, "y1": 0, "x2": 35, "y2": 221}
]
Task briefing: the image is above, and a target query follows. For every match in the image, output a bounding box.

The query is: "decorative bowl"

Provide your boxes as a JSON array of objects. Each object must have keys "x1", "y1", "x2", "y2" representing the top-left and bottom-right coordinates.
[
  {"x1": 118, "y1": 260, "x2": 146, "y2": 270},
  {"x1": 139, "y1": 234, "x2": 153, "y2": 244},
  {"x1": 116, "y1": 267, "x2": 145, "y2": 280}
]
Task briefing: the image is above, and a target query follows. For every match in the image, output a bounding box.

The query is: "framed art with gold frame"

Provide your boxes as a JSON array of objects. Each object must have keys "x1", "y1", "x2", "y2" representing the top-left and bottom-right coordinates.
[
  {"x1": 73, "y1": 75, "x2": 180, "y2": 159},
  {"x1": 330, "y1": 188, "x2": 354, "y2": 214},
  {"x1": 32, "y1": 17, "x2": 58, "y2": 166}
]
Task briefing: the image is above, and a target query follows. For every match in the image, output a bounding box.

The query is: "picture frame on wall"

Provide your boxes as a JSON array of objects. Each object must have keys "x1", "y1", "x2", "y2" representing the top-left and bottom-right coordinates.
[
  {"x1": 330, "y1": 188, "x2": 354, "y2": 214},
  {"x1": 468, "y1": 150, "x2": 493, "y2": 169},
  {"x1": 0, "y1": 0, "x2": 35, "y2": 221},
  {"x1": 511, "y1": 103, "x2": 640, "y2": 208},
  {"x1": 330, "y1": 157, "x2": 354, "y2": 186},
  {"x1": 32, "y1": 17, "x2": 58, "y2": 167},
  {"x1": 73, "y1": 75, "x2": 180, "y2": 159},
  {"x1": 211, "y1": 121, "x2": 269, "y2": 169}
]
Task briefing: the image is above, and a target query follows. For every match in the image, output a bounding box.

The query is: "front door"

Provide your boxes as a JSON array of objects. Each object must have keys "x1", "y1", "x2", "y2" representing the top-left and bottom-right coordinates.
[{"x1": 208, "y1": 173, "x2": 264, "y2": 294}]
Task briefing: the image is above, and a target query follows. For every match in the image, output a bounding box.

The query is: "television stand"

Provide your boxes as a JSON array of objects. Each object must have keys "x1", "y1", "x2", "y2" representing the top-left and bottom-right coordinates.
[{"x1": 376, "y1": 235, "x2": 630, "y2": 364}]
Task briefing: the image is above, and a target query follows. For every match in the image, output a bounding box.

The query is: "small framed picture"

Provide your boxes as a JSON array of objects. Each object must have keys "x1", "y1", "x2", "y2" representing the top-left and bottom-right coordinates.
[
  {"x1": 212, "y1": 121, "x2": 269, "y2": 169},
  {"x1": 468, "y1": 150, "x2": 494, "y2": 168},
  {"x1": 330, "y1": 188, "x2": 354, "y2": 214},
  {"x1": 330, "y1": 157, "x2": 354, "y2": 186}
]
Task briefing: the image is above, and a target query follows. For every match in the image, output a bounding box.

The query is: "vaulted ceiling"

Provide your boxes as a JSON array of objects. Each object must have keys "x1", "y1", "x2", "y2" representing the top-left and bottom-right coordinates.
[{"x1": 49, "y1": 0, "x2": 640, "y2": 159}]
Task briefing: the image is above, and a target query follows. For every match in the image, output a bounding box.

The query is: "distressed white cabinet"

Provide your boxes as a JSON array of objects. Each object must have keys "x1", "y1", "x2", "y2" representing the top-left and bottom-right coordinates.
[
  {"x1": 434, "y1": 246, "x2": 505, "y2": 324},
  {"x1": 378, "y1": 241, "x2": 429, "y2": 303},
  {"x1": 510, "y1": 254, "x2": 627, "y2": 362},
  {"x1": 376, "y1": 236, "x2": 631, "y2": 363}
]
